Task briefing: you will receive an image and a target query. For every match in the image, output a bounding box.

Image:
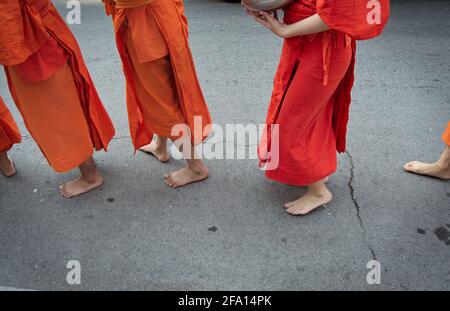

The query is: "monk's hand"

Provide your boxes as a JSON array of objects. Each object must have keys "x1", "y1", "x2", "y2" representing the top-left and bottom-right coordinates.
[{"x1": 246, "y1": 10, "x2": 288, "y2": 38}]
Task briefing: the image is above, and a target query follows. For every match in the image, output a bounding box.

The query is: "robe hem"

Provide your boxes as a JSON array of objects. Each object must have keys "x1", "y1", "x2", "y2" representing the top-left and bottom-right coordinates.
[
  {"x1": 50, "y1": 149, "x2": 94, "y2": 173},
  {"x1": 265, "y1": 168, "x2": 336, "y2": 187},
  {"x1": 0, "y1": 143, "x2": 14, "y2": 153}
]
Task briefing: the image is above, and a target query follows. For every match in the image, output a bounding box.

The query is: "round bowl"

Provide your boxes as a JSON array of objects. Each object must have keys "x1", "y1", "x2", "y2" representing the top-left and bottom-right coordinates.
[{"x1": 242, "y1": 0, "x2": 295, "y2": 11}]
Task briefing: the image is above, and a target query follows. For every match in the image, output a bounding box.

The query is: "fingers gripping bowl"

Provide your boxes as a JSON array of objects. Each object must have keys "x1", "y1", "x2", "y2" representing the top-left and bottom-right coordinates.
[{"x1": 241, "y1": 0, "x2": 295, "y2": 11}]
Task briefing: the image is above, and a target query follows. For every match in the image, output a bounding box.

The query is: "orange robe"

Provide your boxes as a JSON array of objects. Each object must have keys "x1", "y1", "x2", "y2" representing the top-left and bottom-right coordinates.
[
  {"x1": 1, "y1": 0, "x2": 115, "y2": 172},
  {"x1": 0, "y1": 96, "x2": 21, "y2": 153},
  {"x1": 443, "y1": 122, "x2": 450, "y2": 146},
  {"x1": 0, "y1": 0, "x2": 48, "y2": 66},
  {"x1": 259, "y1": 0, "x2": 389, "y2": 185},
  {"x1": 104, "y1": 0, "x2": 211, "y2": 149}
]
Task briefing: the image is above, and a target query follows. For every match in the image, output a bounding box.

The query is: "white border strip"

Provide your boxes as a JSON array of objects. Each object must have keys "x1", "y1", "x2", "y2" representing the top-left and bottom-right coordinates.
[{"x1": 0, "y1": 286, "x2": 35, "y2": 291}]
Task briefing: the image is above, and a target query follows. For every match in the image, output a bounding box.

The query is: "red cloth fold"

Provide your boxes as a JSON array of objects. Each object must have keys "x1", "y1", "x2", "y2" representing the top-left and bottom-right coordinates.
[
  {"x1": 259, "y1": 0, "x2": 358, "y2": 168},
  {"x1": 317, "y1": 0, "x2": 390, "y2": 40}
]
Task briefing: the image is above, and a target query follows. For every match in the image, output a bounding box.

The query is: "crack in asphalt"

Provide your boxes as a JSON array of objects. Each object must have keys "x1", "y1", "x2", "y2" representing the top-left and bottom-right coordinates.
[{"x1": 345, "y1": 150, "x2": 377, "y2": 260}]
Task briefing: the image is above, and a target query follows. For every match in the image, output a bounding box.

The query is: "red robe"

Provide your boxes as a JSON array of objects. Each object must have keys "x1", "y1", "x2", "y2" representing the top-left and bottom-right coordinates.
[{"x1": 259, "y1": 0, "x2": 389, "y2": 185}]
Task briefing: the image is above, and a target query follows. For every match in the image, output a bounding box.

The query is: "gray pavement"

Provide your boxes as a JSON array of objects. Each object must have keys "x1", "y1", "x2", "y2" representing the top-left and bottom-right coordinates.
[{"x1": 0, "y1": 0, "x2": 449, "y2": 290}]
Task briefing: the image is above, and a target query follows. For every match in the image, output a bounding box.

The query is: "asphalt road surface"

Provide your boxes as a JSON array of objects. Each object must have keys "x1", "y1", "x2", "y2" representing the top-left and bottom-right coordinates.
[{"x1": 0, "y1": 0, "x2": 449, "y2": 290}]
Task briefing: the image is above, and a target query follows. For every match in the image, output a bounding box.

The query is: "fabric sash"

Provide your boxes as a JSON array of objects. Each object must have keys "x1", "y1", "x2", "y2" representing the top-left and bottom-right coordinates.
[{"x1": 104, "y1": 0, "x2": 155, "y2": 14}]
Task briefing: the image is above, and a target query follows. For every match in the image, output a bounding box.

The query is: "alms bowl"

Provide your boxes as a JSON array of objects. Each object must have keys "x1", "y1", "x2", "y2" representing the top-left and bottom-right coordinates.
[{"x1": 242, "y1": 0, "x2": 295, "y2": 11}]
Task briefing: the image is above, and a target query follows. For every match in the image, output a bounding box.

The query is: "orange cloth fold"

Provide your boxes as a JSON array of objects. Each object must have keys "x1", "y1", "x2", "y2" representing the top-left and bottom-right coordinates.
[
  {"x1": 126, "y1": 7, "x2": 168, "y2": 63},
  {"x1": 125, "y1": 27, "x2": 185, "y2": 138},
  {"x1": 104, "y1": 0, "x2": 211, "y2": 149},
  {"x1": 443, "y1": 122, "x2": 450, "y2": 146},
  {"x1": 0, "y1": 96, "x2": 21, "y2": 153},
  {"x1": 0, "y1": 0, "x2": 49, "y2": 66},
  {"x1": 14, "y1": 36, "x2": 68, "y2": 83},
  {"x1": 7, "y1": 63, "x2": 94, "y2": 172},
  {"x1": 2, "y1": 0, "x2": 115, "y2": 171},
  {"x1": 109, "y1": 0, "x2": 155, "y2": 9}
]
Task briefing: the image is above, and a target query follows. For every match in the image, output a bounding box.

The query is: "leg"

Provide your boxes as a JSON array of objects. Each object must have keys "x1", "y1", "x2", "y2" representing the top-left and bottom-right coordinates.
[
  {"x1": 284, "y1": 180, "x2": 333, "y2": 216},
  {"x1": 164, "y1": 137, "x2": 209, "y2": 188},
  {"x1": 59, "y1": 156, "x2": 104, "y2": 198},
  {"x1": 139, "y1": 135, "x2": 170, "y2": 162},
  {"x1": 403, "y1": 145, "x2": 450, "y2": 180},
  {"x1": 0, "y1": 151, "x2": 16, "y2": 177}
]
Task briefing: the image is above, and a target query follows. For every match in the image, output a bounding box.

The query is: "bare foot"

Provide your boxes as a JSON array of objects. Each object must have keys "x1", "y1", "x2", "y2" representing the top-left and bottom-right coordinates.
[
  {"x1": 164, "y1": 165, "x2": 209, "y2": 189},
  {"x1": 59, "y1": 174, "x2": 104, "y2": 199},
  {"x1": 139, "y1": 140, "x2": 170, "y2": 163},
  {"x1": 403, "y1": 161, "x2": 450, "y2": 180},
  {"x1": 0, "y1": 153, "x2": 16, "y2": 177},
  {"x1": 284, "y1": 189, "x2": 333, "y2": 216}
]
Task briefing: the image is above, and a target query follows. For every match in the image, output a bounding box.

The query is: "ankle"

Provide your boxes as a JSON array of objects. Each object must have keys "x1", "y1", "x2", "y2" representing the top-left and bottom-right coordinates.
[
  {"x1": 82, "y1": 173, "x2": 101, "y2": 184},
  {"x1": 155, "y1": 140, "x2": 168, "y2": 151},
  {"x1": 151, "y1": 139, "x2": 161, "y2": 148},
  {"x1": 188, "y1": 160, "x2": 208, "y2": 174},
  {"x1": 0, "y1": 152, "x2": 9, "y2": 161},
  {"x1": 436, "y1": 160, "x2": 450, "y2": 171},
  {"x1": 155, "y1": 136, "x2": 168, "y2": 146},
  {"x1": 308, "y1": 186, "x2": 331, "y2": 198}
]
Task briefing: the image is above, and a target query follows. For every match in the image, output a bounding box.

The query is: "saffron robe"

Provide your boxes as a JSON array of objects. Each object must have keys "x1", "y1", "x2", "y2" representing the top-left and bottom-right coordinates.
[
  {"x1": 104, "y1": 0, "x2": 212, "y2": 149},
  {"x1": 0, "y1": 0, "x2": 48, "y2": 66},
  {"x1": 1, "y1": 0, "x2": 115, "y2": 172},
  {"x1": 259, "y1": 0, "x2": 389, "y2": 185},
  {"x1": 443, "y1": 122, "x2": 450, "y2": 146},
  {"x1": 0, "y1": 96, "x2": 21, "y2": 153}
]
